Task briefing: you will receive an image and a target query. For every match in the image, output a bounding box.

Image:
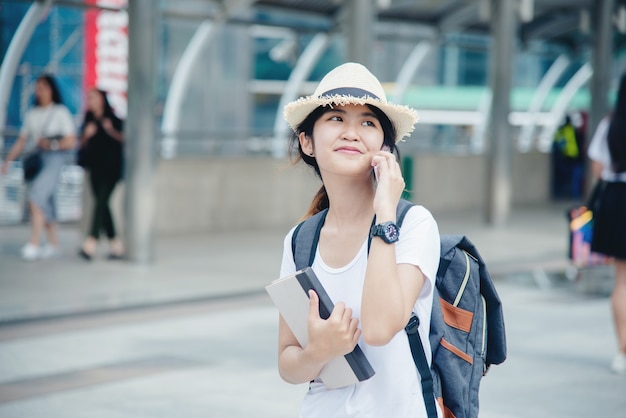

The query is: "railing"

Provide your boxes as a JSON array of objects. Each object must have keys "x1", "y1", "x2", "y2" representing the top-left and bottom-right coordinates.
[{"x1": 0, "y1": 162, "x2": 84, "y2": 226}]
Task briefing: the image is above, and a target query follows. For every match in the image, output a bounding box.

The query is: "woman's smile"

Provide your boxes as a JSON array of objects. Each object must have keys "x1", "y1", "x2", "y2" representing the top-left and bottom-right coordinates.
[{"x1": 335, "y1": 145, "x2": 363, "y2": 155}]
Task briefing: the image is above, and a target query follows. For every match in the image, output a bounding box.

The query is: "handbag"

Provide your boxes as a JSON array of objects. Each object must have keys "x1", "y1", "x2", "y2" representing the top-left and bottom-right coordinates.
[
  {"x1": 77, "y1": 144, "x2": 92, "y2": 168},
  {"x1": 567, "y1": 180, "x2": 608, "y2": 267},
  {"x1": 22, "y1": 107, "x2": 59, "y2": 182},
  {"x1": 23, "y1": 151, "x2": 43, "y2": 182},
  {"x1": 586, "y1": 179, "x2": 606, "y2": 214}
]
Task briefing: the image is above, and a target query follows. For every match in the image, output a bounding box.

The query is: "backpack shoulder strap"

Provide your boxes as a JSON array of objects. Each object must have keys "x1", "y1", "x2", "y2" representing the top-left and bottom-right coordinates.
[
  {"x1": 397, "y1": 199, "x2": 437, "y2": 418},
  {"x1": 406, "y1": 314, "x2": 438, "y2": 418},
  {"x1": 292, "y1": 199, "x2": 415, "y2": 269},
  {"x1": 396, "y1": 198, "x2": 414, "y2": 228},
  {"x1": 291, "y1": 209, "x2": 328, "y2": 270}
]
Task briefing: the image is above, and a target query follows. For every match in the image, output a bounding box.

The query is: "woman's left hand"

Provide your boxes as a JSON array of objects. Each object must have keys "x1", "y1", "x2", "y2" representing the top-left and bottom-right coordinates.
[
  {"x1": 35, "y1": 137, "x2": 48, "y2": 150},
  {"x1": 371, "y1": 150, "x2": 405, "y2": 220}
]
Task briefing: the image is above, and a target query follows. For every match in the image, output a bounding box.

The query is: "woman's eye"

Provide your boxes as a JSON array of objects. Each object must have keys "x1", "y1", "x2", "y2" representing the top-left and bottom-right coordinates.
[
  {"x1": 363, "y1": 120, "x2": 376, "y2": 127},
  {"x1": 329, "y1": 115, "x2": 342, "y2": 122}
]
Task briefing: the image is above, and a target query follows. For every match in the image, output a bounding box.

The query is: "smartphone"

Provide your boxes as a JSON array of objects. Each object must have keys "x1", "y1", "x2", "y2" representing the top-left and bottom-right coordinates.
[{"x1": 374, "y1": 145, "x2": 390, "y2": 182}]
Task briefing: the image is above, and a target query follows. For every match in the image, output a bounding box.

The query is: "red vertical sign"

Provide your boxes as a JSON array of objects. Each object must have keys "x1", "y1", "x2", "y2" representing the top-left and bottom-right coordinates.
[{"x1": 83, "y1": 0, "x2": 128, "y2": 118}]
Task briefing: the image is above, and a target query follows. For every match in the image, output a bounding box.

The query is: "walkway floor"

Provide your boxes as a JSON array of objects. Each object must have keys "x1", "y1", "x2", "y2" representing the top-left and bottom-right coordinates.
[{"x1": 0, "y1": 201, "x2": 608, "y2": 324}]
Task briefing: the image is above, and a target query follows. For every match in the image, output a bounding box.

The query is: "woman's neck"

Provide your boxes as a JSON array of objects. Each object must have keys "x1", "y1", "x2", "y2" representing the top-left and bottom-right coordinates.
[
  {"x1": 323, "y1": 175, "x2": 376, "y2": 230},
  {"x1": 93, "y1": 109, "x2": 104, "y2": 119}
]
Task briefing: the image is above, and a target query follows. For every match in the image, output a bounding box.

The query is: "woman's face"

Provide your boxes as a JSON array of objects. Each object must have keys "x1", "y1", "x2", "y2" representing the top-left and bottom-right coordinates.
[
  {"x1": 35, "y1": 79, "x2": 52, "y2": 105},
  {"x1": 301, "y1": 104, "x2": 385, "y2": 179},
  {"x1": 87, "y1": 89, "x2": 104, "y2": 113}
]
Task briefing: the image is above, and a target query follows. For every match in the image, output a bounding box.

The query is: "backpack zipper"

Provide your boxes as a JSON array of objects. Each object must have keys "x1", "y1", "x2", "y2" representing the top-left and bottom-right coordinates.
[
  {"x1": 481, "y1": 295, "x2": 488, "y2": 374},
  {"x1": 453, "y1": 250, "x2": 471, "y2": 307}
]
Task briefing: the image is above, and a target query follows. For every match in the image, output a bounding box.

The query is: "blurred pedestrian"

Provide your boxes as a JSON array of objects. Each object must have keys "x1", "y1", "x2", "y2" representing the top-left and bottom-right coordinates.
[
  {"x1": 77, "y1": 88, "x2": 124, "y2": 260},
  {"x1": 277, "y1": 63, "x2": 442, "y2": 416},
  {"x1": 587, "y1": 72, "x2": 626, "y2": 375},
  {"x1": 551, "y1": 115, "x2": 581, "y2": 199},
  {"x1": 0, "y1": 74, "x2": 76, "y2": 260}
]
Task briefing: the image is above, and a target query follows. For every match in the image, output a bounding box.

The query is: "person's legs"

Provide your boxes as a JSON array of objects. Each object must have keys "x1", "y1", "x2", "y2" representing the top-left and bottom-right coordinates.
[
  {"x1": 100, "y1": 177, "x2": 123, "y2": 257},
  {"x1": 27, "y1": 202, "x2": 45, "y2": 246},
  {"x1": 80, "y1": 172, "x2": 105, "y2": 258},
  {"x1": 611, "y1": 259, "x2": 626, "y2": 374},
  {"x1": 44, "y1": 191, "x2": 58, "y2": 246},
  {"x1": 20, "y1": 202, "x2": 46, "y2": 260},
  {"x1": 101, "y1": 177, "x2": 117, "y2": 239},
  {"x1": 612, "y1": 260, "x2": 626, "y2": 351},
  {"x1": 24, "y1": 153, "x2": 65, "y2": 259}
]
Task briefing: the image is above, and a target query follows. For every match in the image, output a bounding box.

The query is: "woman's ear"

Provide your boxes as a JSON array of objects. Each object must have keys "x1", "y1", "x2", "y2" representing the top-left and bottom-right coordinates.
[{"x1": 299, "y1": 132, "x2": 314, "y2": 156}]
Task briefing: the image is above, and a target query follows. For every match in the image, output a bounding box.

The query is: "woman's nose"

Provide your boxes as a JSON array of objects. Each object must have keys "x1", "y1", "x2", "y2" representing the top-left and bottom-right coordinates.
[{"x1": 341, "y1": 123, "x2": 361, "y2": 141}]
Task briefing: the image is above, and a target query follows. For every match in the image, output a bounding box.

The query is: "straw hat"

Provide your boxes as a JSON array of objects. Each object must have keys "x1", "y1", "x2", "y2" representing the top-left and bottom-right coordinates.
[{"x1": 283, "y1": 62, "x2": 419, "y2": 143}]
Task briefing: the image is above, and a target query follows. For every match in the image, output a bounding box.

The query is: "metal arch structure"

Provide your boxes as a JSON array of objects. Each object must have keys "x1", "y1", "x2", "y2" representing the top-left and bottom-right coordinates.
[
  {"x1": 0, "y1": 0, "x2": 54, "y2": 148},
  {"x1": 391, "y1": 41, "x2": 434, "y2": 105},
  {"x1": 160, "y1": 0, "x2": 254, "y2": 159},
  {"x1": 160, "y1": 20, "x2": 221, "y2": 160},
  {"x1": 518, "y1": 54, "x2": 570, "y2": 152},
  {"x1": 537, "y1": 62, "x2": 593, "y2": 152},
  {"x1": 1, "y1": 0, "x2": 620, "y2": 247},
  {"x1": 271, "y1": 32, "x2": 331, "y2": 158}
]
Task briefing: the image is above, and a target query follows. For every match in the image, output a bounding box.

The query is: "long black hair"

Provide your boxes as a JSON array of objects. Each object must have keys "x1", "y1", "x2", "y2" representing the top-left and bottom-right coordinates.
[
  {"x1": 289, "y1": 104, "x2": 400, "y2": 218},
  {"x1": 608, "y1": 73, "x2": 626, "y2": 173},
  {"x1": 34, "y1": 74, "x2": 63, "y2": 106},
  {"x1": 84, "y1": 89, "x2": 117, "y2": 121}
]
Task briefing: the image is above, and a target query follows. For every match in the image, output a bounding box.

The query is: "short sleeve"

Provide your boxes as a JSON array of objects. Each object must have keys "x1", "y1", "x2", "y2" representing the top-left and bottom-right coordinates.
[
  {"x1": 395, "y1": 205, "x2": 441, "y2": 285},
  {"x1": 54, "y1": 105, "x2": 76, "y2": 136},
  {"x1": 587, "y1": 116, "x2": 610, "y2": 165},
  {"x1": 278, "y1": 226, "x2": 297, "y2": 279}
]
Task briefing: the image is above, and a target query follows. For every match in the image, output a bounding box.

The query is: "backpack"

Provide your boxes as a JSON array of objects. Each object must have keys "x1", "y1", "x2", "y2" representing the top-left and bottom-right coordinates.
[{"x1": 291, "y1": 199, "x2": 507, "y2": 418}]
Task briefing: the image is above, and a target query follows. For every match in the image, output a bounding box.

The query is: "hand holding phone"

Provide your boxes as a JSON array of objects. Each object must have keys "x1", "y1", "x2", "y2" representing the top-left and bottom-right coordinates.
[{"x1": 374, "y1": 145, "x2": 391, "y2": 182}]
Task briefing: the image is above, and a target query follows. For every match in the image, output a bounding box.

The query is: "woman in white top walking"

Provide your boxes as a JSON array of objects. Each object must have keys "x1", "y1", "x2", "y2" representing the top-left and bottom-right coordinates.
[
  {"x1": 587, "y1": 72, "x2": 626, "y2": 375},
  {"x1": 1, "y1": 74, "x2": 76, "y2": 260},
  {"x1": 277, "y1": 63, "x2": 442, "y2": 417}
]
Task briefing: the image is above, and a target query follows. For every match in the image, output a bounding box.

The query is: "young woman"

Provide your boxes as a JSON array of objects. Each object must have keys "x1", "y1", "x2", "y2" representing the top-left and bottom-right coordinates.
[
  {"x1": 1, "y1": 74, "x2": 76, "y2": 260},
  {"x1": 277, "y1": 63, "x2": 442, "y2": 417},
  {"x1": 588, "y1": 72, "x2": 626, "y2": 375},
  {"x1": 78, "y1": 88, "x2": 125, "y2": 260}
]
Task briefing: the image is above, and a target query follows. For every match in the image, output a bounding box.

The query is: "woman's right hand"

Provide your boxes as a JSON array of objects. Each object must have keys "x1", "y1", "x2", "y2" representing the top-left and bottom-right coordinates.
[
  {"x1": 0, "y1": 162, "x2": 8, "y2": 175},
  {"x1": 83, "y1": 122, "x2": 98, "y2": 140},
  {"x1": 304, "y1": 290, "x2": 361, "y2": 364}
]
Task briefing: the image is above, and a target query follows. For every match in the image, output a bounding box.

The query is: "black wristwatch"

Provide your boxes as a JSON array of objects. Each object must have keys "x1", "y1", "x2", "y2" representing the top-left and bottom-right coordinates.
[{"x1": 370, "y1": 221, "x2": 400, "y2": 244}]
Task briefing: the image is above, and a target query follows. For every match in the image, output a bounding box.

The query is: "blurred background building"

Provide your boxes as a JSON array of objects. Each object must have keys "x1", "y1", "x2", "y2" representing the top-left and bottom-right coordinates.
[{"x1": 1, "y1": 0, "x2": 625, "y2": 258}]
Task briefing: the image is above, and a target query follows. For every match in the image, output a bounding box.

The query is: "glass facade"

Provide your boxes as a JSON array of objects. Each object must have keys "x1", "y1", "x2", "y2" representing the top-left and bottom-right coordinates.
[{"x1": 0, "y1": 1, "x2": 622, "y2": 159}]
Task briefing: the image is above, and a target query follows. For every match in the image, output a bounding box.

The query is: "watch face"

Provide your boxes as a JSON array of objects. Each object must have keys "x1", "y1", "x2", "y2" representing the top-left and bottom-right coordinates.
[{"x1": 384, "y1": 223, "x2": 399, "y2": 242}]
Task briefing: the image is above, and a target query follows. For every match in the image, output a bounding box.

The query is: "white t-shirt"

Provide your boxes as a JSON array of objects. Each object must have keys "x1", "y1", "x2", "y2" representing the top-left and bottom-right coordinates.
[
  {"x1": 588, "y1": 116, "x2": 626, "y2": 183},
  {"x1": 279, "y1": 205, "x2": 442, "y2": 418},
  {"x1": 19, "y1": 104, "x2": 75, "y2": 152}
]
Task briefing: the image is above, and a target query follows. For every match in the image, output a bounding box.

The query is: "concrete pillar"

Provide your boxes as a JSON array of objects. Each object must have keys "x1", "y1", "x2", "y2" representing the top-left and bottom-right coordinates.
[
  {"x1": 485, "y1": 0, "x2": 516, "y2": 225},
  {"x1": 589, "y1": 0, "x2": 614, "y2": 141},
  {"x1": 345, "y1": 0, "x2": 375, "y2": 66},
  {"x1": 125, "y1": 0, "x2": 158, "y2": 263}
]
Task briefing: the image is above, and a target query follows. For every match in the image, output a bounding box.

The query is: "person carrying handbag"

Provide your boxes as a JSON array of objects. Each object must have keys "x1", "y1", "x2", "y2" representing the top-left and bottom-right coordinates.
[{"x1": 0, "y1": 74, "x2": 76, "y2": 261}]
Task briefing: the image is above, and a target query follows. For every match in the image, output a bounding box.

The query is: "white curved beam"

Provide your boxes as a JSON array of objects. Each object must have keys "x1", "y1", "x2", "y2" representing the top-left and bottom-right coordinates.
[
  {"x1": 518, "y1": 54, "x2": 570, "y2": 152},
  {"x1": 271, "y1": 32, "x2": 330, "y2": 158},
  {"x1": 470, "y1": 89, "x2": 492, "y2": 153},
  {"x1": 160, "y1": 20, "x2": 220, "y2": 159},
  {"x1": 160, "y1": 0, "x2": 252, "y2": 159},
  {"x1": 0, "y1": 0, "x2": 54, "y2": 147},
  {"x1": 537, "y1": 63, "x2": 592, "y2": 152},
  {"x1": 391, "y1": 41, "x2": 433, "y2": 104}
]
